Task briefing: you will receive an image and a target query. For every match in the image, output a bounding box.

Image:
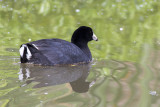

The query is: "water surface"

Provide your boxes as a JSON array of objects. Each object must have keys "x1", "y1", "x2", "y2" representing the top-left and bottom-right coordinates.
[{"x1": 0, "y1": 0, "x2": 160, "y2": 107}]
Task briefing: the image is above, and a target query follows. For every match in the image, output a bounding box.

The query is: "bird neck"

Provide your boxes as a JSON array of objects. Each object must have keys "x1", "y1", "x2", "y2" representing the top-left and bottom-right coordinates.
[{"x1": 72, "y1": 41, "x2": 92, "y2": 60}]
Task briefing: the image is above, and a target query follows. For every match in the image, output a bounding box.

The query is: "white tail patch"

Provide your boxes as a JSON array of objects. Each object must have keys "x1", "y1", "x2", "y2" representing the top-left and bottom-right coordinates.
[
  {"x1": 26, "y1": 46, "x2": 32, "y2": 59},
  {"x1": 19, "y1": 45, "x2": 32, "y2": 60},
  {"x1": 19, "y1": 46, "x2": 25, "y2": 57}
]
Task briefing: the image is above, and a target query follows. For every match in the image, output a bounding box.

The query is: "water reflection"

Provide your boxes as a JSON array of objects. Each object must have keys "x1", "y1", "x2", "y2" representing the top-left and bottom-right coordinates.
[{"x1": 19, "y1": 64, "x2": 92, "y2": 93}]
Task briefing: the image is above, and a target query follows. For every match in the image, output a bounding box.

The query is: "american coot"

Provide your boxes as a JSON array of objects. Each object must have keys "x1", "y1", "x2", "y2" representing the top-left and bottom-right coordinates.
[{"x1": 19, "y1": 26, "x2": 98, "y2": 66}]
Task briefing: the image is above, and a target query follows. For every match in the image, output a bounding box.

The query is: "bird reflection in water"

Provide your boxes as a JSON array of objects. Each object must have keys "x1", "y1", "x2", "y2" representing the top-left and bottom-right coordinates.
[{"x1": 19, "y1": 64, "x2": 94, "y2": 93}]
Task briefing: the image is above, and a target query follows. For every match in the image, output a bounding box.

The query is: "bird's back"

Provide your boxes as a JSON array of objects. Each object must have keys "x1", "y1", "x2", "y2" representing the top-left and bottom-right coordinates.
[{"x1": 20, "y1": 39, "x2": 90, "y2": 65}]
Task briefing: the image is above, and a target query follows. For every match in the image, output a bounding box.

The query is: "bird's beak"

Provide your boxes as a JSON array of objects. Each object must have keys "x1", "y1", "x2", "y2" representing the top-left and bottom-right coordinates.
[{"x1": 92, "y1": 33, "x2": 98, "y2": 41}]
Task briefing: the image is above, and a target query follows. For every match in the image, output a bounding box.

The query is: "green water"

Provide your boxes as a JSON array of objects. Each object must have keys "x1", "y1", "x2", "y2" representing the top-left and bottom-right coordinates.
[{"x1": 0, "y1": 0, "x2": 160, "y2": 107}]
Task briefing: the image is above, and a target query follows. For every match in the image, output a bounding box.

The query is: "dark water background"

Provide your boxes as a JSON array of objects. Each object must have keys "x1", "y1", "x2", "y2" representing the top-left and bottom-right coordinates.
[{"x1": 0, "y1": 0, "x2": 160, "y2": 107}]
